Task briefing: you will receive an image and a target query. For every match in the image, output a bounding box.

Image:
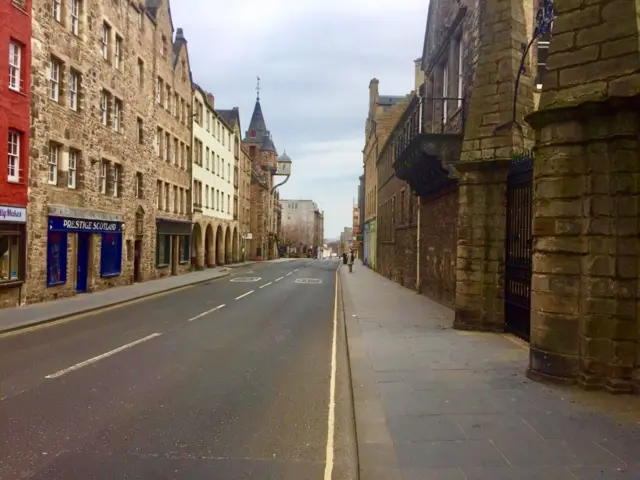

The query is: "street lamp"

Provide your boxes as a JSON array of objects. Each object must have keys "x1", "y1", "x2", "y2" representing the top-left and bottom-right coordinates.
[{"x1": 271, "y1": 151, "x2": 292, "y2": 194}]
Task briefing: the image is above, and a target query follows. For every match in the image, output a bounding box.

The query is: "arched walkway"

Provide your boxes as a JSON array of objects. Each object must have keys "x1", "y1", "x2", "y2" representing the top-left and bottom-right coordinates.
[
  {"x1": 192, "y1": 222, "x2": 204, "y2": 270},
  {"x1": 225, "y1": 226, "x2": 232, "y2": 264},
  {"x1": 205, "y1": 224, "x2": 215, "y2": 267},
  {"x1": 232, "y1": 228, "x2": 239, "y2": 263},
  {"x1": 215, "y1": 225, "x2": 224, "y2": 265}
]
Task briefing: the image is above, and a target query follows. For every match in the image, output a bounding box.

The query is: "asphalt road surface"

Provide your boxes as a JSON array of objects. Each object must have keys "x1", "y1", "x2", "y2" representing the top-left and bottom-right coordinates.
[{"x1": 0, "y1": 259, "x2": 357, "y2": 480}]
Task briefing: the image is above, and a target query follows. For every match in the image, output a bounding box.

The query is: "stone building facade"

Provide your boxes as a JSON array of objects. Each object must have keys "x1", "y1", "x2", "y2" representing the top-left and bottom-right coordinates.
[
  {"x1": 190, "y1": 86, "x2": 239, "y2": 269},
  {"x1": 0, "y1": 0, "x2": 31, "y2": 307},
  {"x1": 242, "y1": 95, "x2": 281, "y2": 260},
  {"x1": 26, "y1": 0, "x2": 192, "y2": 304},
  {"x1": 152, "y1": 4, "x2": 193, "y2": 280},
  {"x1": 238, "y1": 144, "x2": 252, "y2": 261}
]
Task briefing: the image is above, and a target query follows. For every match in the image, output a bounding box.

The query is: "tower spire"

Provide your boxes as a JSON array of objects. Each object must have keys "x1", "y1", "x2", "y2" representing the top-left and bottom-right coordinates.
[{"x1": 256, "y1": 76, "x2": 261, "y2": 101}]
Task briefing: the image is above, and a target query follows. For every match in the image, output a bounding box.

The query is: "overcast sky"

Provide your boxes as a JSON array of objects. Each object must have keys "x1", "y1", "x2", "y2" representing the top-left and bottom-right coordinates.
[{"x1": 171, "y1": 0, "x2": 427, "y2": 239}]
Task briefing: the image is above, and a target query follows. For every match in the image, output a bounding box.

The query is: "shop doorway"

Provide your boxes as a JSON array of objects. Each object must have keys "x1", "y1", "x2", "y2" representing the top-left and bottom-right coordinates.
[
  {"x1": 76, "y1": 233, "x2": 90, "y2": 292},
  {"x1": 134, "y1": 238, "x2": 142, "y2": 282}
]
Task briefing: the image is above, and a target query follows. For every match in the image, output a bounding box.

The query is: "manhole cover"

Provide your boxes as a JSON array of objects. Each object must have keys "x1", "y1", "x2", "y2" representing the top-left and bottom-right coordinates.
[
  {"x1": 294, "y1": 278, "x2": 323, "y2": 284},
  {"x1": 230, "y1": 277, "x2": 262, "y2": 283}
]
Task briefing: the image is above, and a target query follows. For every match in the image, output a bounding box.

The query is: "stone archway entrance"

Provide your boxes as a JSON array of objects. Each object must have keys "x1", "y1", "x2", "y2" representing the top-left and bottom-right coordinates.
[
  {"x1": 232, "y1": 228, "x2": 239, "y2": 263},
  {"x1": 191, "y1": 222, "x2": 204, "y2": 270},
  {"x1": 215, "y1": 225, "x2": 224, "y2": 265},
  {"x1": 225, "y1": 226, "x2": 232, "y2": 264},
  {"x1": 205, "y1": 224, "x2": 215, "y2": 267}
]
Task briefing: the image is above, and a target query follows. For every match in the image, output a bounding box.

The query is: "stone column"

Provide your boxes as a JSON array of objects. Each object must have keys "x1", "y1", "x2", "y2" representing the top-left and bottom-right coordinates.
[
  {"x1": 454, "y1": 0, "x2": 535, "y2": 331},
  {"x1": 195, "y1": 245, "x2": 205, "y2": 271},
  {"x1": 526, "y1": 0, "x2": 640, "y2": 393}
]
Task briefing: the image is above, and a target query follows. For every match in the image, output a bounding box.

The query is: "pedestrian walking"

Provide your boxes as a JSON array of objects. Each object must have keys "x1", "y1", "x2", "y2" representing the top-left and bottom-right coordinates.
[
  {"x1": 342, "y1": 252, "x2": 348, "y2": 265},
  {"x1": 347, "y1": 250, "x2": 354, "y2": 273}
]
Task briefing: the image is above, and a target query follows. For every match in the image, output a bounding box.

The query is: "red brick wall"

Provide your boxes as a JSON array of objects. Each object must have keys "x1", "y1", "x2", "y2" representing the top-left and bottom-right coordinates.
[
  {"x1": 0, "y1": 0, "x2": 31, "y2": 206},
  {"x1": 418, "y1": 188, "x2": 458, "y2": 307}
]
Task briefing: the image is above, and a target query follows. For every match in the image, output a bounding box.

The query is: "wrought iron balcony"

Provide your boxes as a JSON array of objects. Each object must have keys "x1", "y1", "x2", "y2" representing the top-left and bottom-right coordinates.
[{"x1": 391, "y1": 94, "x2": 466, "y2": 198}]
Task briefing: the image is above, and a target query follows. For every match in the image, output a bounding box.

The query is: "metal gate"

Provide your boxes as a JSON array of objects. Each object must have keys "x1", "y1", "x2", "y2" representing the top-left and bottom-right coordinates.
[{"x1": 504, "y1": 150, "x2": 533, "y2": 341}]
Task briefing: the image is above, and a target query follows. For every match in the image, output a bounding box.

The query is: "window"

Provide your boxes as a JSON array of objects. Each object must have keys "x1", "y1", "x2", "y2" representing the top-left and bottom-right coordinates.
[
  {"x1": 0, "y1": 226, "x2": 22, "y2": 282},
  {"x1": 156, "y1": 234, "x2": 171, "y2": 266},
  {"x1": 99, "y1": 160, "x2": 107, "y2": 193},
  {"x1": 135, "y1": 172, "x2": 143, "y2": 198},
  {"x1": 155, "y1": 127, "x2": 161, "y2": 156},
  {"x1": 179, "y1": 236, "x2": 189, "y2": 263},
  {"x1": 227, "y1": 163, "x2": 230, "y2": 182},
  {"x1": 101, "y1": 22, "x2": 110, "y2": 60},
  {"x1": 113, "y1": 98, "x2": 122, "y2": 132},
  {"x1": 222, "y1": 130, "x2": 225, "y2": 147},
  {"x1": 114, "y1": 35, "x2": 122, "y2": 69},
  {"x1": 156, "y1": 180, "x2": 162, "y2": 209},
  {"x1": 174, "y1": 138, "x2": 179, "y2": 165},
  {"x1": 100, "y1": 232, "x2": 122, "y2": 277},
  {"x1": 206, "y1": 148, "x2": 210, "y2": 170},
  {"x1": 100, "y1": 90, "x2": 108, "y2": 125},
  {"x1": 173, "y1": 185, "x2": 178, "y2": 212},
  {"x1": 138, "y1": 58, "x2": 144, "y2": 88},
  {"x1": 456, "y1": 37, "x2": 463, "y2": 107},
  {"x1": 137, "y1": 117, "x2": 144, "y2": 144},
  {"x1": 221, "y1": 193, "x2": 224, "y2": 212},
  {"x1": 7, "y1": 130, "x2": 20, "y2": 182},
  {"x1": 164, "y1": 132, "x2": 170, "y2": 161},
  {"x1": 156, "y1": 76, "x2": 162, "y2": 104},
  {"x1": 8, "y1": 41, "x2": 22, "y2": 92},
  {"x1": 161, "y1": 35, "x2": 167, "y2": 57},
  {"x1": 166, "y1": 86, "x2": 171, "y2": 111},
  {"x1": 49, "y1": 57, "x2": 61, "y2": 101},
  {"x1": 47, "y1": 231, "x2": 67, "y2": 286},
  {"x1": 68, "y1": 150, "x2": 78, "y2": 188},
  {"x1": 173, "y1": 92, "x2": 178, "y2": 117},
  {"x1": 70, "y1": 0, "x2": 80, "y2": 35},
  {"x1": 164, "y1": 182, "x2": 169, "y2": 211},
  {"x1": 536, "y1": 32, "x2": 551, "y2": 88},
  {"x1": 227, "y1": 194, "x2": 230, "y2": 214},
  {"x1": 52, "y1": 0, "x2": 61, "y2": 21},
  {"x1": 68, "y1": 70, "x2": 78, "y2": 111},
  {"x1": 205, "y1": 185, "x2": 209, "y2": 208},
  {"x1": 112, "y1": 163, "x2": 121, "y2": 197},
  {"x1": 48, "y1": 143, "x2": 59, "y2": 184}
]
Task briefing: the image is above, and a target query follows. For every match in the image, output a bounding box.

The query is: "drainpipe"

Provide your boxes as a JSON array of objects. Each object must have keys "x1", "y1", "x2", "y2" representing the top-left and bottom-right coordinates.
[{"x1": 415, "y1": 92, "x2": 424, "y2": 292}]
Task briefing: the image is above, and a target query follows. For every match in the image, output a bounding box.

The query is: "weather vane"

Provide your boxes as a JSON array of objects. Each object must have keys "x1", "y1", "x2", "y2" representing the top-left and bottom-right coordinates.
[{"x1": 256, "y1": 76, "x2": 261, "y2": 101}]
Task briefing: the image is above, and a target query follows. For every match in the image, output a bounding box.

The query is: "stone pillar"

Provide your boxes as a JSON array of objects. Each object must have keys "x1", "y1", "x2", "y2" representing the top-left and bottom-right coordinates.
[
  {"x1": 526, "y1": 0, "x2": 640, "y2": 393},
  {"x1": 195, "y1": 246, "x2": 205, "y2": 270},
  {"x1": 454, "y1": 0, "x2": 535, "y2": 331}
]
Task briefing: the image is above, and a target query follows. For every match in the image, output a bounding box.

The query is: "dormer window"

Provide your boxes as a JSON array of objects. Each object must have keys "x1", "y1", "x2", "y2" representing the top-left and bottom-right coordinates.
[{"x1": 250, "y1": 129, "x2": 256, "y2": 137}]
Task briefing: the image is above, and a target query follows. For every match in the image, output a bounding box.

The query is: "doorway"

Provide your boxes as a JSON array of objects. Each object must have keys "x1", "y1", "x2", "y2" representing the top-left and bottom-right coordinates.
[
  {"x1": 134, "y1": 238, "x2": 142, "y2": 282},
  {"x1": 76, "y1": 233, "x2": 90, "y2": 293}
]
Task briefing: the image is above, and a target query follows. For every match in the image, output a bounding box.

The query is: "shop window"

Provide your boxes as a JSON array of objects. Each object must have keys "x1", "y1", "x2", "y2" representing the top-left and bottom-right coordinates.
[
  {"x1": 0, "y1": 226, "x2": 22, "y2": 282},
  {"x1": 100, "y1": 232, "x2": 122, "y2": 277},
  {"x1": 179, "y1": 235, "x2": 190, "y2": 264},
  {"x1": 47, "y1": 231, "x2": 68, "y2": 286},
  {"x1": 156, "y1": 234, "x2": 171, "y2": 266}
]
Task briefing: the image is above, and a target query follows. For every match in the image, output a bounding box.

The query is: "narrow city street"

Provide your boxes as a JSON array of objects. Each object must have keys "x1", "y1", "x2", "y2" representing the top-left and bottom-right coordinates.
[{"x1": 0, "y1": 259, "x2": 357, "y2": 480}]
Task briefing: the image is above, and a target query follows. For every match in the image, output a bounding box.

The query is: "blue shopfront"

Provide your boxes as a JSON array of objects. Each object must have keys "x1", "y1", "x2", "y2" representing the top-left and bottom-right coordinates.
[{"x1": 47, "y1": 215, "x2": 123, "y2": 293}]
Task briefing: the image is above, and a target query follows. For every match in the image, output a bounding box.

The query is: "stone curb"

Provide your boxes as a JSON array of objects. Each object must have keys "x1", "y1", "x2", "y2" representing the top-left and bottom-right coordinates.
[
  {"x1": 0, "y1": 271, "x2": 232, "y2": 335},
  {"x1": 339, "y1": 265, "x2": 404, "y2": 480}
]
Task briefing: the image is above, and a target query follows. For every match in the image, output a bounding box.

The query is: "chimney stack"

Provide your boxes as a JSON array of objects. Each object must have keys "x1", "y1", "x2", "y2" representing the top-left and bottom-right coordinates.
[
  {"x1": 368, "y1": 78, "x2": 379, "y2": 118},
  {"x1": 206, "y1": 93, "x2": 215, "y2": 109}
]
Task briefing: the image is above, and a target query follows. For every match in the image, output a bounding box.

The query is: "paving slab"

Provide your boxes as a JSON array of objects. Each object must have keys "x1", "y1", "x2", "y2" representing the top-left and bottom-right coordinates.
[{"x1": 340, "y1": 261, "x2": 640, "y2": 479}]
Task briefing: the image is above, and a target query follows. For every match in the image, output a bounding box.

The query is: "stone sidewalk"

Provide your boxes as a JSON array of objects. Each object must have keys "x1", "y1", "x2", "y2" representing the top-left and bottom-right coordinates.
[
  {"x1": 340, "y1": 261, "x2": 640, "y2": 480},
  {"x1": 0, "y1": 264, "x2": 254, "y2": 333}
]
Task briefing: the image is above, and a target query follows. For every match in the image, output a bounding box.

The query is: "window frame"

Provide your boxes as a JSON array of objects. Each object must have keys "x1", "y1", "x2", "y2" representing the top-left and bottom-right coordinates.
[
  {"x1": 101, "y1": 22, "x2": 110, "y2": 60},
  {"x1": 7, "y1": 129, "x2": 20, "y2": 183},
  {"x1": 179, "y1": 235, "x2": 190, "y2": 264},
  {"x1": 100, "y1": 90, "x2": 108, "y2": 125},
  {"x1": 99, "y1": 232, "x2": 122, "y2": 277},
  {"x1": 49, "y1": 58, "x2": 60, "y2": 102},
  {"x1": 46, "y1": 231, "x2": 68, "y2": 286},
  {"x1": 99, "y1": 160, "x2": 107, "y2": 193},
  {"x1": 0, "y1": 225, "x2": 24, "y2": 284},
  {"x1": 112, "y1": 163, "x2": 121, "y2": 197},
  {"x1": 48, "y1": 143, "x2": 59, "y2": 185},
  {"x1": 114, "y1": 35, "x2": 122, "y2": 70},
  {"x1": 68, "y1": 150, "x2": 78, "y2": 188},
  {"x1": 68, "y1": 70, "x2": 78, "y2": 111},
  {"x1": 52, "y1": 0, "x2": 61, "y2": 22},
  {"x1": 156, "y1": 234, "x2": 171, "y2": 267},
  {"x1": 70, "y1": 0, "x2": 80, "y2": 35},
  {"x1": 8, "y1": 40, "x2": 22, "y2": 92}
]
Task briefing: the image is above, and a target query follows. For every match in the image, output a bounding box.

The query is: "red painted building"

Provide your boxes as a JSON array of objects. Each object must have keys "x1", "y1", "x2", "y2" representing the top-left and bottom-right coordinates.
[{"x1": 0, "y1": 0, "x2": 31, "y2": 306}]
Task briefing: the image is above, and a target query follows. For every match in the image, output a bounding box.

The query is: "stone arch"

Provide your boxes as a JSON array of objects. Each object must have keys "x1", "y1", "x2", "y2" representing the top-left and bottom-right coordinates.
[
  {"x1": 205, "y1": 223, "x2": 215, "y2": 268},
  {"x1": 191, "y1": 222, "x2": 204, "y2": 270},
  {"x1": 215, "y1": 225, "x2": 224, "y2": 265},
  {"x1": 225, "y1": 226, "x2": 232, "y2": 264},
  {"x1": 232, "y1": 227, "x2": 239, "y2": 263}
]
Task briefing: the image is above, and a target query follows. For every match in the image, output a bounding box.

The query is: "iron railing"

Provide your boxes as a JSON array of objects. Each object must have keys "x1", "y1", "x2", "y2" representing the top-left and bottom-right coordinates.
[{"x1": 423, "y1": 96, "x2": 465, "y2": 135}]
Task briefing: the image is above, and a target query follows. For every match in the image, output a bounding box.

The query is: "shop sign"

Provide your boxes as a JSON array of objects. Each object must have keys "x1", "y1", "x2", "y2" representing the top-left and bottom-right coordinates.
[
  {"x1": 49, "y1": 216, "x2": 122, "y2": 233},
  {"x1": 0, "y1": 205, "x2": 27, "y2": 223}
]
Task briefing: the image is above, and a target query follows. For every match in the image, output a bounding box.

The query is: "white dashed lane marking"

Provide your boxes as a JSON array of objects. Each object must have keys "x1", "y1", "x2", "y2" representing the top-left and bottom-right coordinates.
[
  {"x1": 275, "y1": 276, "x2": 284, "y2": 282},
  {"x1": 259, "y1": 282, "x2": 272, "y2": 289},
  {"x1": 188, "y1": 304, "x2": 226, "y2": 322},
  {"x1": 235, "y1": 290, "x2": 254, "y2": 300}
]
